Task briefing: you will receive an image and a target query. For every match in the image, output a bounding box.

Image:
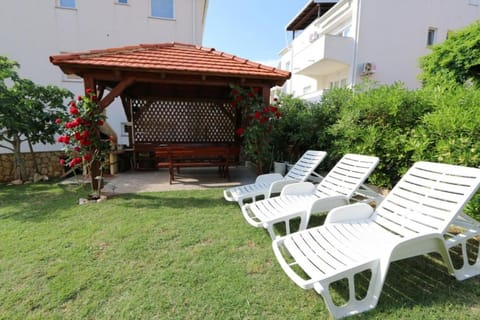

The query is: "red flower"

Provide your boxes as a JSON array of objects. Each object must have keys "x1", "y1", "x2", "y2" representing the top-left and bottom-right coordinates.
[
  {"x1": 269, "y1": 106, "x2": 278, "y2": 113},
  {"x1": 57, "y1": 135, "x2": 70, "y2": 144},
  {"x1": 68, "y1": 157, "x2": 82, "y2": 167},
  {"x1": 69, "y1": 101, "x2": 76, "y2": 107},
  {"x1": 77, "y1": 96, "x2": 83, "y2": 101},
  {"x1": 55, "y1": 118, "x2": 62, "y2": 124},
  {"x1": 84, "y1": 153, "x2": 92, "y2": 162},
  {"x1": 235, "y1": 128, "x2": 244, "y2": 136},
  {"x1": 69, "y1": 106, "x2": 79, "y2": 115},
  {"x1": 260, "y1": 117, "x2": 268, "y2": 124},
  {"x1": 59, "y1": 159, "x2": 65, "y2": 165},
  {"x1": 248, "y1": 92, "x2": 254, "y2": 98},
  {"x1": 97, "y1": 119, "x2": 104, "y2": 126},
  {"x1": 74, "y1": 146, "x2": 81, "y2": 152},
  {"x1": 86, "y1": 88, "x2": 93, "y2": 94},
  {"x1": 254, "y1": 111, "x2": 262, "y2": 119},
  {"x1": 236, "y1": 95, "x2": 243, "y2": 102},
  {"x1": 80, "y1": 139, "x2": 92, "y2": 146}
]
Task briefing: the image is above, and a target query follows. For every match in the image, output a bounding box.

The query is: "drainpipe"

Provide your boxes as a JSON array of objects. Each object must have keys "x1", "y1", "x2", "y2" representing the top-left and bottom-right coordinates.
[{"x1": 350, "y1": 0, "x2": 361, "y2": 87}]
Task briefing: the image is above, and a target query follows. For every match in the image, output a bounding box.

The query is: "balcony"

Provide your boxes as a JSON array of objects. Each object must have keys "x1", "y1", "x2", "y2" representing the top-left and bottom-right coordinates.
[{"x1": 292, "y1": 34, "x2": 354, "y2": 76}]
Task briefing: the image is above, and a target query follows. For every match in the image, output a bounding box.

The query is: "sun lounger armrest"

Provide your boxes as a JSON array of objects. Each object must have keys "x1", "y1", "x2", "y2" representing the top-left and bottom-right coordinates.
[
  {"x1": 272, "y1": 237, "x2": 318, "y2": 289},
  {"x1": 324, "y1": 203, "x2": 374, "y2": 224},
  {"x1": 280, "y1": 182, "x2": 316, "y2": 196},
  {"x1": 268, "y1": 179, "x2": 299, "y2": 196},
  {"x1": 255, "y1": 173, "x2": 284, "y2": 184}
]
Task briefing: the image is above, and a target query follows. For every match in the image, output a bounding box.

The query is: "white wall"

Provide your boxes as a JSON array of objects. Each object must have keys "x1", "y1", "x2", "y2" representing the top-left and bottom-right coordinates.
[
  {"x1": 355, "y1": 0, "x2": 480, "y2": 89},
  {"x1": 0, "y1": 0, "x2": 207, "y2": 152}
]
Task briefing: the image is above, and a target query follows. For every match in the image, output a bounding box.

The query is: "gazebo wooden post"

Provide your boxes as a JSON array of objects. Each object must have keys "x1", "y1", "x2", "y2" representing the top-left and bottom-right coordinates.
[{"x1": 261, "y1": 86, "x2": 271, "y2": 105}]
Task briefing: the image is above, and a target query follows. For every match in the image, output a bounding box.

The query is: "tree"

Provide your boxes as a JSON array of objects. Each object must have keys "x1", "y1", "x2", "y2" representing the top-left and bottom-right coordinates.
[
  {"x1": 56, "y1": 90, "x2": 112, "y2": 198},
  {"x1": 0, "y1": 56, "x2": 72, "y2": 181},
  {"x1": 419, "y1": 21, "x2": 480, "y2": 89}
]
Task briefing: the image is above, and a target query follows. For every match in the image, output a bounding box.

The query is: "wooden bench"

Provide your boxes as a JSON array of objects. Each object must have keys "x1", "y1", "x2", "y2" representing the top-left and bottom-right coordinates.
[{"x1": 153, "y1": 144, "x2": 240, "y2": 184}]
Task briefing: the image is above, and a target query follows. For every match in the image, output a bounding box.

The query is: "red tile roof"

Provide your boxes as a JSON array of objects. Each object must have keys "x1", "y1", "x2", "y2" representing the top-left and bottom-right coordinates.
[{"x1": 50, "y1": 42, "x2": 290, "y2": 82}]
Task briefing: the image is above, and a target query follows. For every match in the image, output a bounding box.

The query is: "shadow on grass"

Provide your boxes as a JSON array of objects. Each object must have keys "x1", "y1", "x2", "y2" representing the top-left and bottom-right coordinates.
[
  {"x1": 0, "y1": 182, "x2": 91, "y2": 221},
  {"x1": 0, "y1": 181, "x2": 237, "y2": 223},
  {"x1": 106, "y1": 190, "x2": 230, "y2": 210},
  {"x1": 372, "y1": 252, "x2": 480, "y2": 317}
]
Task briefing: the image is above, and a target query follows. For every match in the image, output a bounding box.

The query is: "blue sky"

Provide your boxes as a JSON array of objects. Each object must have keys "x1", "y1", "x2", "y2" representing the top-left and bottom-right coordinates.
[{"x1": 203, "y1": 0, "x2": 307, "y2": 66}]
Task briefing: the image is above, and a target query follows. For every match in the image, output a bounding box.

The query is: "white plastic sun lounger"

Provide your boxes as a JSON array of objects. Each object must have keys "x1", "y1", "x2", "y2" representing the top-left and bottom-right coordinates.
[
  {"x1": 272, "y1": 161, "x2": 480, "y2": 319},
  {"x1": 223, "y1": 150, "x2": 327, "y2": 206},
  {"x1": 241, "y1": 154, "x2": 379, "y2": 239}
]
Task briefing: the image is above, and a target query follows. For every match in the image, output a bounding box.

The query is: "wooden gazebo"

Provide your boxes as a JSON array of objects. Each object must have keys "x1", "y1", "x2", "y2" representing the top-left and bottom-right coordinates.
[{"x1": 50, "y1": 42, "x2": 290, "y2": 182}]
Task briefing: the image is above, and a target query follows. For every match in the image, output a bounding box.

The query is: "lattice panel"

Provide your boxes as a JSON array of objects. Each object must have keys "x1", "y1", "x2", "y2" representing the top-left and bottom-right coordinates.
[{"x1": 132, "y1": 99, "x2": 236, "y2": 143}]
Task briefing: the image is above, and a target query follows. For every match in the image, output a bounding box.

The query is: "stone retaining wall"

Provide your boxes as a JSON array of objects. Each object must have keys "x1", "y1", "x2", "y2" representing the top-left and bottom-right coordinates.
[{"x1": 0, "y1": 151, "x2": 65, "y2": 183}]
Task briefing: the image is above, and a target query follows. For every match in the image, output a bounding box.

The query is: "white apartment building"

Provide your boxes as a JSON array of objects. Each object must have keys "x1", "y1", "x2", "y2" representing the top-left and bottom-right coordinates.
[
  {"x1": 0, "y1": 0, "x2": 208, "y2": 151},
  {"x1": 278, "y1": 0, "x2": 480, "y2": 101}
]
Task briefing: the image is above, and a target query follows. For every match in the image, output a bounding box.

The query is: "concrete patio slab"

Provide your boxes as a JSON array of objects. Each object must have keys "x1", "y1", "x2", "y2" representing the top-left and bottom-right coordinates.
[{"x1": 93, "y1": 165, "x2": 257, "y2": 194}]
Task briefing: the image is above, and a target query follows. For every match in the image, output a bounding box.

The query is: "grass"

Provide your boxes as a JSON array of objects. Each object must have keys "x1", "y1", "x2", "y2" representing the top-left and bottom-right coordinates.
[{"x1": 0, "y1": 182, "x2": 479, "y2": 319}]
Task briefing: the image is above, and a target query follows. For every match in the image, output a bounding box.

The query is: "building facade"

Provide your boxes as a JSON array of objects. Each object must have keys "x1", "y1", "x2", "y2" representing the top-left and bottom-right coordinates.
[
  {"x1": 0, "y1": 0, "x2": 209, "y2": 151},
  {"x1": 278, "y1": 0, "x2": 480, "y2": 101}
]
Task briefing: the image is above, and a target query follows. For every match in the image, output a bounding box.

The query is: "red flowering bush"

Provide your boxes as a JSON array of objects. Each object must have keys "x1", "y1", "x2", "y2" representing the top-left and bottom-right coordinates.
[
  {"x1": 231, "y1": 85, "x2": 281, "y2": 173},
  {"x1": 56, "y1": 89, "x2": 112, "y2": 196}
]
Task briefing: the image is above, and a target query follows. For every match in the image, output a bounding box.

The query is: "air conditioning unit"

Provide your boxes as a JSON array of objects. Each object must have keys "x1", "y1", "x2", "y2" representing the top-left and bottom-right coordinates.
[{"x1": 361, "y1": 62, "x2": 376, "y2": 75}]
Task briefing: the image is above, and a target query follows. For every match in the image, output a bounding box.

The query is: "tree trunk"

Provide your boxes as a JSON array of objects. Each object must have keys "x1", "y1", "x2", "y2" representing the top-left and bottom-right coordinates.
[
  {"x1": 27, "y1": 138, "x2": 39, "y2": 174},
  {"x1": 90, "y1": 159, "x2": 102, "y2": 195},
  {"x1": 12, "y1": 135, "x2": 26, "y2": 181}
]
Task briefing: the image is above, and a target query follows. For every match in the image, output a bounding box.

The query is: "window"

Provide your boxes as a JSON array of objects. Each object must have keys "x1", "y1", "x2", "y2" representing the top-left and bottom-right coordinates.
[
  {"x1": 151, "y1": 0, "x2": 174, "y2": 19},
  {"x1": 58, "y1": 0, "x2": 76, "y2": 8},
  {"x1": 427, "y1": 28, "x2": 437, "y2": 46},
  {"x1": 117, "y1": 0, "x2": 128, "y2": 4}
]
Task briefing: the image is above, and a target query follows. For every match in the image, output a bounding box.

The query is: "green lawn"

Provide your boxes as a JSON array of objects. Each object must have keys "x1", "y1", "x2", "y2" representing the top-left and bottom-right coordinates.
[{"x1": 0, "y1": 182, "x2": 479, "y2": 319}]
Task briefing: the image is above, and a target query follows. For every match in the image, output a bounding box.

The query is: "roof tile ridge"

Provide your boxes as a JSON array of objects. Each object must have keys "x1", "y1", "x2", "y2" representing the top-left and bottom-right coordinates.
[
  {"x1": 207, "y1": 50, "x2": 289, "y2": 75},
  {"x1": 139, "y1": 43, "x2": 169, "y2": 49},
  {"x1": 231, "y1": 55, "x2": 289, "y2": 75},
  {"x1": 49, "y1": 53, "x2": 82, "y2": 63},
  {"x1": 51, "y1": 45, "x2": 147, "y2": 63}
]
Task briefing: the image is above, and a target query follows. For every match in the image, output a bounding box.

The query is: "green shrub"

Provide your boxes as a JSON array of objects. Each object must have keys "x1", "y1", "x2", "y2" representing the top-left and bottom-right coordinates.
[
  {"x1": 270, "y1": 91, "x2": 345, "y2": 167},
  {"x1": 328, "y1": 82, "x2": 433, "y2": 187},
  {"x1": 411, "y1": 86, "x2": 480, "y2": 166}
]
